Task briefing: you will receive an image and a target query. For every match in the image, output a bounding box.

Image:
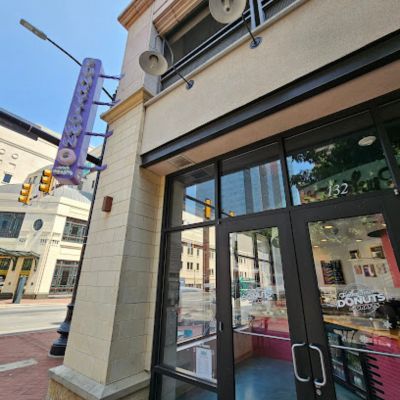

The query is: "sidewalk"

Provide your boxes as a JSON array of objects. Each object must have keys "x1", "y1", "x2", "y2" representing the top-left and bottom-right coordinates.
[
  {"x1": 0, "y1": 330, "x2": 63, "y2": 400},
  {"x1": 0, "y1": 297, "x2": 70, "y2": 307}
]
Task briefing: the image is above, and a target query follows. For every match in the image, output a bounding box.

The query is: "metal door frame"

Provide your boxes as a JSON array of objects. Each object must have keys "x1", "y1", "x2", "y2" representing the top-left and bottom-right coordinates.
[
  {"x1": 290, "y1": 191, "x2": 400, "y2": 399},
  {"x1": 217, "y1": 210, "x2": 316, "y2": 399}
]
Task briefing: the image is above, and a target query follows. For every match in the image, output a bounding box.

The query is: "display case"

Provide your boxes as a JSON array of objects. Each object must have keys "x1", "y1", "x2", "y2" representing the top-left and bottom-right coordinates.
[{"x1": 327, "y1": 331, "x2": 371, "y2": 399}]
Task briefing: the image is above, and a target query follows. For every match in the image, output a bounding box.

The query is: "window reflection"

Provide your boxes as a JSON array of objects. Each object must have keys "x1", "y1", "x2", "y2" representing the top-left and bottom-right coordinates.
[
  {"x1": 160, "y1": 375, "x2": 217, "y2": 400},
  {"x1": 286, "y1": 114, "x2": 393, "y2": 205},
  {"x1": 221, "y1": 144, "x2": 285, "y2": 217},
  {"x1": 170, "y1": 165, "x2": 215, "y2": 226},
  {"x1": 379, "y1": 99, "x2": 400, "y2": 167},
  {"x1": 387, "y1": 127, "x2": 400, "y2": 167},
  {"x1": 309, "y1": 214, "x2": 400, "y2": 399},
  {"x1": 163, "y1": 228, "x2": 217, "y2": 382}
]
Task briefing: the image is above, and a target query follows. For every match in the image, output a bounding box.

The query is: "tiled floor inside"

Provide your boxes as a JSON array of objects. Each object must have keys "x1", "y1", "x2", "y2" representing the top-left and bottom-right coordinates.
[{"x1": 176, "y1": 356, "x2": 364, "y2": 400}]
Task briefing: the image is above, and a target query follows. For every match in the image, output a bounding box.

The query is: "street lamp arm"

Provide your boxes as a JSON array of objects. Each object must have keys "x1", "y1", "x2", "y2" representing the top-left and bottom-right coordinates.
[
  {"x1": 47, "y1": 38, "x2": 114, "y2": 100},
  {"x1": 46, "y1": 37, "x2": 82, "y2": 67},
  {"x1": 20, "y1": 19, "x2": 114, "y2": 101}
]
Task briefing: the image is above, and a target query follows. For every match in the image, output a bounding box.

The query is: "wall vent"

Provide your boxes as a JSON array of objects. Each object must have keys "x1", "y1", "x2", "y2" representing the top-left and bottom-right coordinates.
[{"x1": 168, "y1": 154, "x2": 195, "y2": 169}]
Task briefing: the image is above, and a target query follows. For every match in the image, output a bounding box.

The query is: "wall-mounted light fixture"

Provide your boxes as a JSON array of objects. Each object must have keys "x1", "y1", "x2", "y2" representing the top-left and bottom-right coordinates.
[
  {"x1": 102, "y1": 196, "x2": 113, "y2": 212},
  {"x1": 209, "y1": 0, "x2": 262, "y2": 48},
  {"x1": 139, "y1": 35, "x2": 194, "y2": 89}
]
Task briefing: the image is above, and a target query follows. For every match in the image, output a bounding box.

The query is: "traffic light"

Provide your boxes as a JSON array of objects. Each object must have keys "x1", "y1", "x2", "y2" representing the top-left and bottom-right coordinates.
[
  {"x1": 39, "y1": 169, "x2": 54, "y2": 194},
  {"x1": 204, "y1": 198, "x2": 212, "y2": 220},
  {"x1": 18, "y1": 183, "x2": 33, "y2": 205}
]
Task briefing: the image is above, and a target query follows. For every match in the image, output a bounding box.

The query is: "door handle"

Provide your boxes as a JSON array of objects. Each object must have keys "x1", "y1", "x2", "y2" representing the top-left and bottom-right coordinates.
[
  {"x1": 309, "y1": 344, "x2": 327, "y2": 387},
  {"x1": 291, "y1": 343, "x2": 310, "y2": 383}
]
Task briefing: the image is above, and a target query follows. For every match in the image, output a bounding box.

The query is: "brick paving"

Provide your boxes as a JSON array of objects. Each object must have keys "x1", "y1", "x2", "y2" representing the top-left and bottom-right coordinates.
[{"x1": 0, "y1": 330, "x2": 63, "y2": 400}]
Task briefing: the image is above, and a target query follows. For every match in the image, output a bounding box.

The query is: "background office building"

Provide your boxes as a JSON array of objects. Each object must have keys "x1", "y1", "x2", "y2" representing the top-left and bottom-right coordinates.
[
  {"x1": 0, "y1": 110, "x2": 98, "y2": 298},
  {"x1": 0, "y1": 109, "x2": 59, "y2": 185},
  {"x1": 48, "y1": 1, "x2": 400, "y2": 400},
  {"x1": 0, "y1": 166, "x2": 92, "y2": 299}
]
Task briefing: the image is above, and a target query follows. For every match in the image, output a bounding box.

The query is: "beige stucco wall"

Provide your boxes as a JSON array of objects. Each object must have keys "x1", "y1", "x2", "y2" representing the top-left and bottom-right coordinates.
[
  {"x1": 0, "y1": 124, "x2": 58, "y2": 185},
  {"x1": 141, "y1": 0, "x2": 400, "y2": 154},
  {"x1": 118, "y1": 6, "x2": 159, "y2": 102}
]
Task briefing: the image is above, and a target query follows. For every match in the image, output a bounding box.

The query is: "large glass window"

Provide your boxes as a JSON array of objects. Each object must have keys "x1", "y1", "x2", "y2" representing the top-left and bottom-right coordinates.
[
  {"x1": 162, "y1": 227, "x2": 217, "y2": 383},
  {"x1": 0, "y1": 258, "x2": 11, "y2": 271},
  {"x1": 308, "y1": 214, "x2": 400, "y2": 399},
  {"x1": 166, "y1": 6, "x2": 224, "y2": 64},
  {"x1": 221, "y1": 143, "x2": 285, "y2": 217},
  {"x1": 62, "y1": 218, "x2": 87, "y2": 243},
  {"x1": 21, "y1": 258, "x2": 33, "y2": 271},
  {"x1": 0, "y1": 212, "x2": 24, "y2": 238},
  {"x1": 50, "y1": 260, "x2": 79, "y2": 294},
  {"x1": 170, "y1": 165, "x2": 215, "y2": 227},
  {"x1": 286, "y1": 113, "x2": 393, "y2": 205}
]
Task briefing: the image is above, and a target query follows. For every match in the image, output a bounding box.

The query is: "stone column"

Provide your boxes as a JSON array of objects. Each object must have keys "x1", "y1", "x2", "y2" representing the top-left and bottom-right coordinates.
[{"x1": 48, "y1": 88, "x2": 164, "y2": 400}]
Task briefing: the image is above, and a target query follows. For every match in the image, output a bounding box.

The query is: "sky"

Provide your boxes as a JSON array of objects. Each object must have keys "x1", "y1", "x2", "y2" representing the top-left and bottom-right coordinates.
[{"x1": 0, "y1": 0, "x2": 132, "y2": 147}]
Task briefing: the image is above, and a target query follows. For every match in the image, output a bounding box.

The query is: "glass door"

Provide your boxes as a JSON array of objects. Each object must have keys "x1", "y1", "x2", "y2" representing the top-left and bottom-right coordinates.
[
  {"x1": 217, "y1": 212, "x2": 315, "y2": 399},
  {"x1": 292, "y1": 193, "x2": 400, "y2": 399}
]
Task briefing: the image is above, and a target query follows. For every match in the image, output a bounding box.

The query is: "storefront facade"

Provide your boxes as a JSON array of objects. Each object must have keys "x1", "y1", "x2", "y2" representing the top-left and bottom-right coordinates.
[
  {"x1": 151, "y1": 94, "x2": 400, "y2": 400},
  {"x1": 48, "y1": 1, "x2": 400, "y2": 400}
]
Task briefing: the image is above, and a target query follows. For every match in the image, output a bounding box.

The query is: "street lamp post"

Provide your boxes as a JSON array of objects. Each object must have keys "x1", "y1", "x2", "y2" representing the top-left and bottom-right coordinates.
[
  {"x1": 20, "y1": 19, "x2": 113, "y2": 356},
  {"x1": 50, "y1": 137, "x2": 109, "y2": 356}
]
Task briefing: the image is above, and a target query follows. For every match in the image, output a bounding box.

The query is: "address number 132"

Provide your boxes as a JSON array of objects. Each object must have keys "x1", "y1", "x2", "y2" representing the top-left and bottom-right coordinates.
[{"x1": 328, "y1": 183, "x2": 349, "y2": 197}]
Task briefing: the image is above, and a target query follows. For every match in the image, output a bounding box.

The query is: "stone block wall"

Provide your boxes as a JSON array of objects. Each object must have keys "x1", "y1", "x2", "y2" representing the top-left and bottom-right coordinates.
[{"x1": 48, "y1": 90, "x2": 164, "y2": 399}]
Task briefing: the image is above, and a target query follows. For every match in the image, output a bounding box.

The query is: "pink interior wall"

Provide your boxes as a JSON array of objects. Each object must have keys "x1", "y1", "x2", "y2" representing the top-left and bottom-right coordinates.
[
  {"x1": 381, "y1": 231, "x2": 400, "y2": 287},
  {"x1": 367, "y1": 340, "x2": 400, "y2": 400}
]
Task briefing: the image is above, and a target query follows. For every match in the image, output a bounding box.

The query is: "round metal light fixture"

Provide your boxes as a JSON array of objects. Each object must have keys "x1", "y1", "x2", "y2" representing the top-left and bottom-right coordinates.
[
  {"x1": 138, "y1": 35, "x2": 194, "y2": 89},
  {"x1": 209, "y1": 0, "x2": 247, "y2": 24},
  {"x1": 139, "y1": 50, "x2": 169, "y2": 76}
]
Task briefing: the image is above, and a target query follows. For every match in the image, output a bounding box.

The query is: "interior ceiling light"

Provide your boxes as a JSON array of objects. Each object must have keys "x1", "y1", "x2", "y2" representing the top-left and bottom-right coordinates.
[
  {"x1": 313, "y1": 245, "x2": 320, "y2": 248},
  {"x1": 356, "y1": 239, "x2": 363, "y2": 242},
  {"x1": 323, "y1": 224, "x2": 334, "y2": 229},
  {"x1": 358, "y1": 136, "x2": 376, "y2": 147},
  {"x1": 321, "y1": 239, "x2": 328, "y2": 242}
]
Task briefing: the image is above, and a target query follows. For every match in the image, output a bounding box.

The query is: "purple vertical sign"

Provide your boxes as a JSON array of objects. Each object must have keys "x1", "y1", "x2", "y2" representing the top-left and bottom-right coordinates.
[{"x1": 53, "y1": 58, "x2": 104, "y2": 185}]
